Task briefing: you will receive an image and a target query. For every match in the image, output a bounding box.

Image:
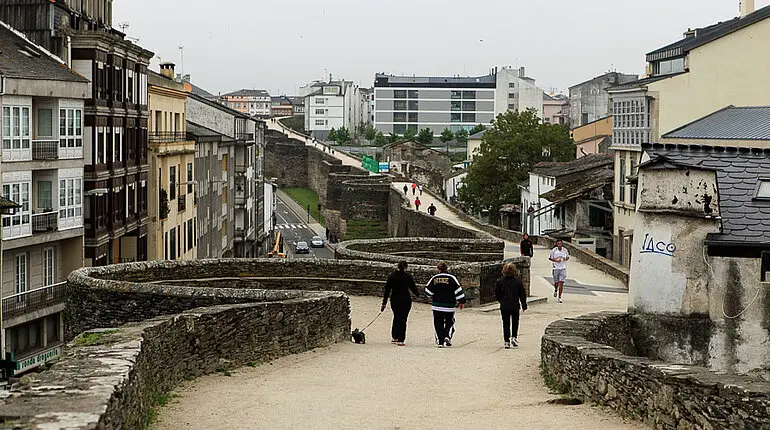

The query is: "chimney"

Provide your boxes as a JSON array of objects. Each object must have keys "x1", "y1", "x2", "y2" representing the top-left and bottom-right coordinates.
[
  {"x1": 519, "y1": 66, "x2": 525, "y2": 78},
  {"x1": 741, "y1": 0, "x2": 755, "y2": 17},
  {"x1": 159, "y1": 62, "x2": 175, "y2": 79}
]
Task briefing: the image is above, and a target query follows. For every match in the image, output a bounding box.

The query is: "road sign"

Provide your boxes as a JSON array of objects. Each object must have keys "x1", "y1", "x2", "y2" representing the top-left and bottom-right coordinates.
[{"x1": 361, "y1": 155, "x2": 379, "y2": 173}]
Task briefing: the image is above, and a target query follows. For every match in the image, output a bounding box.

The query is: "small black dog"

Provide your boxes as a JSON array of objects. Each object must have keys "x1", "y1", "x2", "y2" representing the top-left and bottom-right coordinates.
[{"x1": 351, "y1": 328, "x2": 366, "y2": 344}]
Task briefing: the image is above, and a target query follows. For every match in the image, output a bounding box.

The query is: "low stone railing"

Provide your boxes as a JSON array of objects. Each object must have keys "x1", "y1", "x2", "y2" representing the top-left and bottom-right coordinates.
[
  {"x1": 541, "y1": 312, "x2": 770, "y2": 429},
  {"x1": 336, "y1": 237, "x2": 505, "y2": 265}
]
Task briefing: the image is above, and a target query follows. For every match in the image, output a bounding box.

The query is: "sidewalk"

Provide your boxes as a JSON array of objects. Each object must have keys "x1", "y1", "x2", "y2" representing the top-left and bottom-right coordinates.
[{"x1": 275, "y1": 188, "x2": 326, "y2": 239}]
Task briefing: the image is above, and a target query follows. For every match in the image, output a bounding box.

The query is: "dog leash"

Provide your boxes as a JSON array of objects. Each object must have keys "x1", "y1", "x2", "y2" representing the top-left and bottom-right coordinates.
[{"x1": 360, "y1": 311, "x2": 383, "y2": 332}]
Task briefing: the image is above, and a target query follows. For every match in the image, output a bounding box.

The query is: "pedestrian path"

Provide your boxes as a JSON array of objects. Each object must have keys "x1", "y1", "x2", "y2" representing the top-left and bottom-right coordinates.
[{"x1": 267, "y1": 119, "x2": 367, "y2": 173}]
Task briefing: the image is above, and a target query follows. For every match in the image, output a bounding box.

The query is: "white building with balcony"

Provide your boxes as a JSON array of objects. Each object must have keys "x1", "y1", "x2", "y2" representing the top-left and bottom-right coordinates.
[{"x1": 0, "y1": 21, "x2": 88, "y2": 374}]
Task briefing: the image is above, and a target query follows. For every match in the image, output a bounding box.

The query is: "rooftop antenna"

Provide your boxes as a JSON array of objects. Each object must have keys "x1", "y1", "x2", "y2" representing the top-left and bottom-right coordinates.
[
  {"x1": 178, "y1": 46, "x2": 185, "y2": 77},
  {"x1": 117, "y1": 22, "x2": 139, "y2": 43}
]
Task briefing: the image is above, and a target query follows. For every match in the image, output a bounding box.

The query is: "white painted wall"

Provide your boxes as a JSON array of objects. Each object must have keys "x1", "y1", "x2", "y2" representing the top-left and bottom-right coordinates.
[
  {"x1": 520, "y1": 172, "x2": 559, "y2": 235},
  {"x1": 444, "y1": 172, "x2": 467, "y2": 200}
]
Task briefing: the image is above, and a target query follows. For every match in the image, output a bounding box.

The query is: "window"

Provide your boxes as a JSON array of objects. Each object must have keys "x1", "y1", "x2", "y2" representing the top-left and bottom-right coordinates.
[
  {"x1": 2, "y1": 106, "x2": 31, "y2": 150},
  {"x1": 619, "y1": 158, "x2": 626, "y2": 203},
  {"x1": 315, "y1": 109, "x2": 325, "y2": 115},
  {"x1": 187, "y1": 220, "x2": 194, "y2": 251},
  {"x1": 451, "y1": 101, "x2": 461, "y2": 111},
  {"x1": 462, "y1": 113, "x2": 476, "y2": 122},
  {"x1": 164, "y1": 232, "x2": 169, "y2": 260},
  {"x1": 177, "y1": 225, "x2": 181, "y2": 256},
  {"x1": 462, "y1": 101, "x2": 476, "y2": 111},
  {"x1": 450, "y1": 91, "x2": 462, "y2": 99},
  {"x1": 38, "y1": 109, "x2": 53, "y2": 136},
  {"x1": 315, "y1": 119, "x2": 326, "y2": 126},
  {"x1": 393, "y1": 124, "x2": 406, "y2": 135},
  {"x1": 38, "y1": 181, "x2": 53, "y2": 210},
  {"x1": 755, "y1": 179, "x2": 770, "y2": 199},
  {"x1": 394, "y1": 90, "x2": 407, "y2": 99},
  {"x1": 3, "y1": 182, "x2": 30, "y2": 229},
  {"x1": 169, "y1": 166, "x2": 176, "y2": 200},
  {"x1": 407, "y1": 112, "x2": 418, "y2": 122},
  {"x1": 508, "y1": 92, "x2": 516, "y2": 99},
  {"x1": 393, "y1": 112, "x2": 407, "y2": 122},
  {"x1": 508, "y1": 83, "x2": 515, "y2": 88},
  {"x1": 462, "y1": 91, "x2": 476, "y2": 99},
  {"x1": 393, "y1": 100, "x2": 407, "y2": 110},
  {"x1": 762, "y1": 251, "x2": 770, "y2": 282},
  {"x1": 582, "y1": 113, "x2": 589, "y2": 125},
  {"x1": 59, "y1": 109, "x2": 83, "y2": 148},
  {"x1": 507, "y1": 104, "x2": 516, "y2": 111},
  {"x1": 589, "y1": 206, "x2": 606, "y2": 228},
  {"x1": 187, "y1": 163, "x2": 193, "y2": 193},
  {"x1": 43, "y1": 248, "x2": 55, "y2": 287},
  {"x1": 170, "y1": 227, "x2": 176, "y2": 260},
  {"x1": 46, "y1": 314, "x2": 60, "y2": 343},
  {"x1": 15, "y1": 253, "x2": 27, "y2": 295},
  {"x1": 407, "y1": 90, "x2": 418, "y2": 98},
  {"x1": 59, "y1": 178, "x2": 82, "y2": 222},
  {"x1": 408, "y1": 101, "x2": 419, "y2": 110},
  {"x1": 451, "y1": 113, "x2": 461, "y2": 122},
  {"x1": 315, "y1": 98, "x2": 325, "y2": 104}
]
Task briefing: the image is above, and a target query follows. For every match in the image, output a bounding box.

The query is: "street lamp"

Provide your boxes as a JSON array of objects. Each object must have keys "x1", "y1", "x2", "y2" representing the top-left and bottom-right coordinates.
[{"x1": 0, "y1": 197, "x2": 21, "y2": 381}]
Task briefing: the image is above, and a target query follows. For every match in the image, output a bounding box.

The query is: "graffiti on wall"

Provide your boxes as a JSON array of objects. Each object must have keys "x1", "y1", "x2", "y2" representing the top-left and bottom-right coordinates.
[{"x1": 640, "y1": 233, "x2": 676, "y2": 257}]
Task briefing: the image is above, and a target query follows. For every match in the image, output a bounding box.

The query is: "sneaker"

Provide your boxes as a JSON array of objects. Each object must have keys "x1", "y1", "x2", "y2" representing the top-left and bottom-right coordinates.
[
  {"x1": 558, "y1": 298, "x2": 563, "y2": 303},
  {"x1": 444, "y1": 338, "x2": 452, "y2": 347},
  {"x1": 504, "y1": 342, "x2": 511, "y2": 349},
  {"x1": 397, "y1": 342, "x2": 406, "y2": 346},
  {"x1": 511, "y1": 337, "x2": 519, "y2": 347},
  {"x1": 553, "y1": 288, "x2": 558, "y2": 298},
  {"x1": 391, "y1": 339, "x2": 398, "y2": 344},
  {"x1": 437, "y1": 344, "x2": 444, "y2": 348}
]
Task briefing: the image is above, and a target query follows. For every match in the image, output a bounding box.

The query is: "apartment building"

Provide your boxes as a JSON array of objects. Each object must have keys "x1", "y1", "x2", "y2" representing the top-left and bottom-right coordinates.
[
  {"x1": 543, "y1": 93, "x2": 569, "y2": 125},
  {"x1": 568, "y1": 72, "x2": 638, "y2": 128},
  {"x1": 221, "y1": 89, "x2": 271, "y2": 117},
  {"x1": 0, "y1": 21, "x2": 89, "y2": 373},
  {"x1": 148, "y1": 64, "x2": 196, "y2": 261},
  {"x1": 607, "y1": 0, "x2": 770, "y2": 266},
  {"x1": 185, "y1": 88, "x2": 267, "y2": 259},
  {"x1": 374, "y1": 66, "x2": 544, "y2": 137},
  {"x1": 303, "y1": 79, "x2": 366, "y2": 140}
]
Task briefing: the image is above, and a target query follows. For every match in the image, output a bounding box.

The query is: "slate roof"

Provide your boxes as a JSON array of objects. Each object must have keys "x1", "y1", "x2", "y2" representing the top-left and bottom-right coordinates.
[
  {"x1": 469, "y1": 130, "x2": 487, "y2": 139},
  {"x1": 541, "y1": 169, "x2": 614, "y2": 204},
  {"x1": 646, "y1": 5, "x2": 770, "y2": 61},
  {"x1": 641, "y1": 143, "x2": 770, "y2": 246},
  {"x1": 662, "y1": 106, "x2": 770, "y2": 141},
  {"x1": 607, "y1": 73, "x2": 686, "y2": 92},
  {"x1": 222, "y1": 89, "x2": 270, "y2": 98},
  {"x1": 0, "y1": 196, "x2": 20, "y2": 211},
  {"x1": 0, "y1": 21, "x2": 87, "y2": 83},
  {"x1": 533, "y1": 154, "x2": 613, "y2": 178},
  {"x1": 183, "y1": 79, "x2": 217, "y2": 99}
]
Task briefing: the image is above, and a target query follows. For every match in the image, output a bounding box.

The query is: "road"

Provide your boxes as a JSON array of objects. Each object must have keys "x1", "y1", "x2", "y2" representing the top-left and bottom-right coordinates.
[{"x1": 275, "y1": 195, "x2": 335, "y2": 260}]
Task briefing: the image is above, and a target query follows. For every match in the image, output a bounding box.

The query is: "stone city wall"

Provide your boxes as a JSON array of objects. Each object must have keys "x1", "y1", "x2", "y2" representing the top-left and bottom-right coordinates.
[
  {"x1": 541, "y1": 312, "x2": 770, "y2": 429},
  {"x1": 388, "y1": 188, "x2": 483, "y2": 240},
  {"x1": 264, "y1": 135, "x2": 308, "y2": 188},
  {"x1": 337, "y1": 237, "x2": 505, "y2": 264},
  {"x1": 1, "y1": 261, "x2": 350, "y2": 429}
]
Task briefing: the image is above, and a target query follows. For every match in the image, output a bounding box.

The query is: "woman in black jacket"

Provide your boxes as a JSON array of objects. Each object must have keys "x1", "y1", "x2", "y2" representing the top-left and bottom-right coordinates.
[
  {"x1": 495, "y1": 263, "x2": 528, "y2": 349},
  {"x1": 381, "y1": 261, "x2": 420, "y2": 346}
]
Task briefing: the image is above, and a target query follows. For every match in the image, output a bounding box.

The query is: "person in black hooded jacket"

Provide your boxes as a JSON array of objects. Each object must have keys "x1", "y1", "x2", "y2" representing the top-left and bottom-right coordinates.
[
  {"x1": 495, "y1": 263, "x2": 527, "y2": 349},
  {"x1": 381, "y1": 261, "x2": 420, "y2": 346}
]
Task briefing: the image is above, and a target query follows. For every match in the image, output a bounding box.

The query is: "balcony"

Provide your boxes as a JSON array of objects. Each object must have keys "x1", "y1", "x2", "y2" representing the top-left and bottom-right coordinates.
[
  {"x1": 2, "y1": 282, "x2": 66, "y2": 321},
  {"x1": 234, "y1": 228, "x2": 246, "y2": 239},
  {"x1": 149, "y1": 132, "x2": 188, "y2": 144},
  {"x1": 32, "y1": 140, "x2": 59, "y2": 160},
  {"x1": 32, "y1": 212, "x2": 58, "y2": 233},
  {"x1": 178, "y1": 195, "x2": 186, "y2": 212},
  {"x1": 236, "y1": 133, "x2": 254, "y2": 143}
]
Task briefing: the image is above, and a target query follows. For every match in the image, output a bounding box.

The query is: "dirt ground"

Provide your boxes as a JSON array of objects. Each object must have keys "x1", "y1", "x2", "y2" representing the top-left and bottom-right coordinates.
[{"x1": 155, "y1": 291, "x2": 647, "y2": 430}]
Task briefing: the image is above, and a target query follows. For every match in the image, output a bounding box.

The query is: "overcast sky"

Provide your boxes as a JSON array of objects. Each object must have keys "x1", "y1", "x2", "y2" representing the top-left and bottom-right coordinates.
[{"x1": 114, "y1": 0, "x2": 768, "y2": 96}]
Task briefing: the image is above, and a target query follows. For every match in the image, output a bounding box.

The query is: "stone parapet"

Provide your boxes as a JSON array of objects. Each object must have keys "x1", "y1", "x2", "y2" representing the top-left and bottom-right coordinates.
[{"x1": 541, "y1": 312, "x2": 770, "y2": 429}]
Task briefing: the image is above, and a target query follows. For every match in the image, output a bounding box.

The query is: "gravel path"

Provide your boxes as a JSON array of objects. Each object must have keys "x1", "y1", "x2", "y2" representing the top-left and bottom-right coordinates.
[{"x1": 156, "y1": 292, "x2": 646, "y2": 429}]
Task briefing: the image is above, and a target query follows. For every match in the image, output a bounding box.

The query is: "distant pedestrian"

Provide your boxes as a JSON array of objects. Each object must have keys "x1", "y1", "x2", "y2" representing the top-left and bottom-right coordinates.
[
  {"x1": 403, "y1": 184, "x2": 408, "y2": 195},
  {"x1": 549, "y1": 240, "x2": 570, "y2": 303},
  {"x1": 428, "y1": 203, "x2": 437, "y2": 216},
  {"x1": 411, "y1": 183, "x2": 417, "y2": 195},
  {"x1": 520, "y1": 233, "x2": 534, "y2": 258},
  {"x1": 418, "y1": 185, "x2": 423, "y2": 195},
  {"x1": 381, "y1": 261, "x2": 420, "y2": 346},
  {"x1": 414, "y1": 198, "x2": 421, "y2": 211},
  {"x1": 425, "y1": 262, "x2": 466, "y2": 348},
  {"x1": 495, "y1": 263, "x2": 527, "y2": 349}
]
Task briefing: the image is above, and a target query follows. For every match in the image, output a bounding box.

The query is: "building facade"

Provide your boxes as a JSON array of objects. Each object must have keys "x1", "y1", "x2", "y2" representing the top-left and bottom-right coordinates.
[
  {"x1": 543, "y1": 93, "x2": 569, "y2": 125},
  {"x1": 148, "y1": 64, "x2": 196, "y2": 261},
  {"x1": 303, "y1": 79, "x2": 364, "y2": 140},
  {"x1": 186, "y1": 90, "x2": 266, "y2": 259},
  {"x1": 572, "y1": 116, "x2": 613, "y2": 158},
  {"x1": 568, "y1": 72, "x2": 638, "y2": 128},
  {"x1": 607, "y1": 2, "x2": 770, "y2": 266},
  {"x1": 0, "y1": 20, "x2": 89, "y2": 373},
  {"x1": 221, "y1": 89, "x2": 271, "y2": 117}
]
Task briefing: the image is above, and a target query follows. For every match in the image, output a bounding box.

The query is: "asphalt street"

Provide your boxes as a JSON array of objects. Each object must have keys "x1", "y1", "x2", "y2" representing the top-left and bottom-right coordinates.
[{"x1": 274, "y1": 195, "x2": 335, "y2": 260}]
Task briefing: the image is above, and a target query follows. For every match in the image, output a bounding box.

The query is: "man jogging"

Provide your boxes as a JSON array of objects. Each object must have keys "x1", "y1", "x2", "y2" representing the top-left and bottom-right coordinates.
[
  {"x1": 549, "y1": 240, "x2": 570, "y2": 303},
  {"x1": 425, "y1": 262, "x2": 466, "y2": 347},
  {"x1": 520, "y1": 233, "x2": 534, "y2": 257},
  {"x1": 403, "y1": 184, "x2": 408, "y2": 195},
  {"x1": 411, "y1": 183, "x2": 417, "y2": 195},
  {"x1": 414, "y1": 197, "x2": 421, "y2": 211},
  {"x1": 427, "y1": 203, "x2": 437, "y2": 216}
]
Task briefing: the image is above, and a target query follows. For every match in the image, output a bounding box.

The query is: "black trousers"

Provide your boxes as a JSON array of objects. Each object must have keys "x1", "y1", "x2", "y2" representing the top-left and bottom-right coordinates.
[
  {"x1": 391, "y1": 302, "x2": 412, "y2": 342},
  {"x1": 501, "y1": 308, "x2": 521, "y2": 341},
  {"x1": 433, "y1": 310, "x2": 456, "y2": 345}
]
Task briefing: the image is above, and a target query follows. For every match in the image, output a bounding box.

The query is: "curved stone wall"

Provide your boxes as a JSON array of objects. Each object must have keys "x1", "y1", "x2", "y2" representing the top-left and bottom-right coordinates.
[
  {"x1": 541, "y1": 312, "x2": 770, "y2": 429},
  {"x1": 335, "y1": 237, "x2": 505, "y2": 265}
]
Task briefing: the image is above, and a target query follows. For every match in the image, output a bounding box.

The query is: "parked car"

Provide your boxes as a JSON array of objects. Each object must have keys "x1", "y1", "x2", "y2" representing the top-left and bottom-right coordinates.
[
  {"x1": 295, "y1": 241, "x2": 310, "y2": 254},
  {"x1": 311, "y1": 236, "x2": 324, "y2": 248}
]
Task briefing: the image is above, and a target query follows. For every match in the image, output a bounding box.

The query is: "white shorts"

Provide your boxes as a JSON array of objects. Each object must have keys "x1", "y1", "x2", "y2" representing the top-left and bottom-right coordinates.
[{"x1": 552, "y1": 269, "x2": 567, "y2": 283}]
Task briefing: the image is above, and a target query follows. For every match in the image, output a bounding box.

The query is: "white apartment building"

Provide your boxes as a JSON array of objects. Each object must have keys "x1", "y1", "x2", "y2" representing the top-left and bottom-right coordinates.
[
  {"x1": 303, "y1": 79, "x2": 367, "y2": 140},
  {"x1": 374, "y1": 66, "x2": 544, "y2": 136},
  {"x1": 0, "y1": 21, "x2": 89, "y2": 373}
]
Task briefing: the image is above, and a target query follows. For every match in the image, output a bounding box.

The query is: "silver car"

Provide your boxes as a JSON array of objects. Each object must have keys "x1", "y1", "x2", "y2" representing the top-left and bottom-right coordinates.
[{"x1": 311, "y1": 236, "x2": 324, "y2": 248}]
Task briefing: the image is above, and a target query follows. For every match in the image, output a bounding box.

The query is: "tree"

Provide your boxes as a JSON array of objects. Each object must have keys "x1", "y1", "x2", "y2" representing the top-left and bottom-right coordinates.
[
  {"x1": 403, "y1": 127, "x2": 417, "y2": 140},
  {"x1": 388, "y1": 133, "x2": 399, "y2": 143},
  {"x1": 459, "y1": 108, "x2": 574, "y2": 219},
  {"x1": 416, "y1": 128, "x2": 434, "y2": 145},
  {"x1": 375, "y1": 131, "x2": 387, "y2": 146},
  {"x1": 454, "y1": 129, "x2": 469, "y2": 146},
  {"x1": 328, "y1": 127, "x2": 338, "y2": 143},
  {"x1": 469, "y1": 123, "x2": 486, "y2": 136},
  {"x1": 336, "y1": 127, "x2": 351, "y2": 144},
  {"x1": 363, "y1": 124, "x2": 377, "y2": 144},
  {"x1": 439, "y1": 128, "x2": 455, "y2": 144}
]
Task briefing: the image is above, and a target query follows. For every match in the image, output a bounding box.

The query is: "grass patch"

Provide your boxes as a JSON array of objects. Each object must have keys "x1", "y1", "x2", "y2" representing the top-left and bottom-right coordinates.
[
  {"x1": 344, "y1": 220, "x2": 389, "y2": 240},
  {"x1": 283, "y1": 187, "x2": 325, "y2": 224},
  {"x1": 278, "y1": 115, "x2": 306, "y2": 135},
  {"x1": 72, "y1": 329, "x2": 121, "y2": 347},
  {"x1": 142, "y1": 392, "x2": 177, "y2": 429}
]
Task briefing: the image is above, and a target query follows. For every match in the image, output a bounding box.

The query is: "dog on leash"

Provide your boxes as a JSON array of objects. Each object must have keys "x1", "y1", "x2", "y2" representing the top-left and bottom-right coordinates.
[{"x1": 351, "y1": 328, "x2": 366, "y2": 344}]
